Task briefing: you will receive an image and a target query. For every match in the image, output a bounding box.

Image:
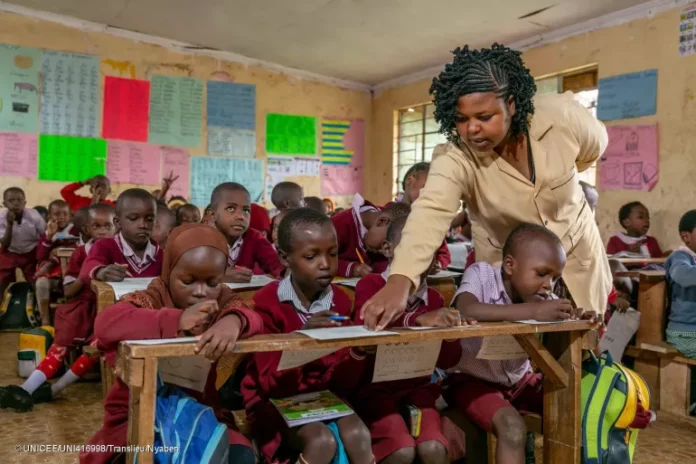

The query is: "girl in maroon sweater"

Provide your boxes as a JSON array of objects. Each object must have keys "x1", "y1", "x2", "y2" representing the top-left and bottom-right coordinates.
[
  {"x1": 606, "y1": 202, "x2": 663, "y2": 259},
  {"x1": 210, "y1": 182, "x2": 284, "y2": 283},
  {"x1": 82, "y1": 223, "x2": 263, "y2": 464},
  {"x1": 242, "y1": 208, "x2": 374, "y2": 464}
]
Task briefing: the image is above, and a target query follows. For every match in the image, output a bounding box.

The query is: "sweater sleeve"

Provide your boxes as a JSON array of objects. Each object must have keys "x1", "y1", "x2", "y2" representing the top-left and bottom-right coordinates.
[
  {"x1": 647, "y1": 237, "x2": 663, "y2": 258},
  {"x1": 352, "y1": 276, "x2": 382, "y2": 325},
  {"x1": 668, "y1": 252, "x2": 696, "y2": 288},
  {"x1": 36, "y1": 233, "x2": 53, "y2": 262},
  {"x1": 606, "y1": 236, "x2": 623, "y2": 256},
  {"x1": 60, "y1": 182, "x2": 88, "y2": 211},
  {"x1": 78, "y1": 239, "x2": 111, "y2": 285},
  {"x1": 435, "y1": 240, "x2": 452, "y2": 269},
  {"x1": 254, "y1": 235, "x2": 284, "y2": 277}
]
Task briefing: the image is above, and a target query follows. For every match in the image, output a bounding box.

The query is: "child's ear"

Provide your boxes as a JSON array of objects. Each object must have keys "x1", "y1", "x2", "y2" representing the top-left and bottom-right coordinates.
[
  {"x1": 278, "y1": 249, "x2": 290, "y2": 268},
  {"x1": 680, "y1": 231, "x2": 690, "y2": 244},
  {"x1": 381, "y1": 240, "x2": 394, "y2": 259},
  {"x1": 502, "y1": 254, "x2": 515, "y2": 277}
]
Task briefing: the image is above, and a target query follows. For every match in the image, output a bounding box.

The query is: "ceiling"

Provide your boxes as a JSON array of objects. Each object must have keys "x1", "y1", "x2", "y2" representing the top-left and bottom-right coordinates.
[{"x1": 7, "y1": 0, "x2": 652, "y2": 85}]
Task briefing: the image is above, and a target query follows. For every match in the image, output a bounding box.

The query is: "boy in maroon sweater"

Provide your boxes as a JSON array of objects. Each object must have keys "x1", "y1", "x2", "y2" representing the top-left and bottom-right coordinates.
[
  {"x1": 60, "y1": 175, "x2": 114, "y2": 212},
  {"x1": 242, "y1": 208, "x2": 373, "y2": 464},
  {"x1": 331, "y1": 194, "x2": 410, "y2": 278},
  {"x1": 210, "y1": 182, "x2": 284, "y2": 282}
]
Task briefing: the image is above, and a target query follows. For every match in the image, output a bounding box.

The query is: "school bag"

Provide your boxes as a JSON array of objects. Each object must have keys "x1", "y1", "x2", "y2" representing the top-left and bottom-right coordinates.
[
  {"x1": 0, "y1": 282, "x2": 38, "y2": 330},
  {"x1": 135, "y1": 376, "x2": 230, "y2": 464},
  {"x1": 17, "y1": 326, "x2": 55, "y2": 378},
  {"x1": 581, "y1": 351, "x2": 650, "y2": 464}
]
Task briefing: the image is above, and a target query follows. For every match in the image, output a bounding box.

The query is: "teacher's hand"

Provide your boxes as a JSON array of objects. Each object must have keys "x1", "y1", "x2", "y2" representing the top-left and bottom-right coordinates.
[{"x1": 361, "y1": 275, "x2": 411, "y2": 330}]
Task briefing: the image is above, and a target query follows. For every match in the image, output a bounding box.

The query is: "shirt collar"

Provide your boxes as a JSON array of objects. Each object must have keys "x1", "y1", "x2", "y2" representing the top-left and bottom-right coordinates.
[
  {"x1": 118, "y1": 233, "x2": 157, "y2": 262},
  {"x1": 494, "y1": 266, "x2": 513, "y2": 304},
  {"x1": 277, "y1": 274, "x2": 334, "y2": 315},
  {"x1": 678, "y1": 246, "x2": 696, "y2": 259}
]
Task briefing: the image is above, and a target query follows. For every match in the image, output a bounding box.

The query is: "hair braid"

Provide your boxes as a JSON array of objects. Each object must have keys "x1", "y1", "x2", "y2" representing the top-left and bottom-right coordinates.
[{"x1": 429, "y1": 43, "x2": 537, "y2": 143}]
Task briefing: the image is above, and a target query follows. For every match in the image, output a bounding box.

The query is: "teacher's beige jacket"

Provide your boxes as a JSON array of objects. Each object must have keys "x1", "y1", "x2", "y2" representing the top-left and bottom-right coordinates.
[{"x1": 391, "y1": 92, "x2": 612, "y2": 313}]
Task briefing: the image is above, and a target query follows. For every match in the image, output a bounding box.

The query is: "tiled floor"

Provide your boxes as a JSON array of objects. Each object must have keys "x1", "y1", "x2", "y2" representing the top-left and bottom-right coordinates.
[{"x1": 0, "y1": 331, "x2": 695, "y2": 463}]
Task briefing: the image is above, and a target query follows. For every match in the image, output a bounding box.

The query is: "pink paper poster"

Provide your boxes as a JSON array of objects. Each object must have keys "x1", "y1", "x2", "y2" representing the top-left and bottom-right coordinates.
[
  {"x1": 321, "y1": 118, "x2": 364, "y2": 196},
  {"x1": 107, "y1": 141, "x2": 161, "y2": 185},
  {"x1": 598, "y1": 124, "x2": 658, "y2": 191},
  {"x1": 0, "y1": 132, "x2": 37, "y2": 177},
  {"x1": 161, "y1": 147, "x2": 190, "y2": 199}
]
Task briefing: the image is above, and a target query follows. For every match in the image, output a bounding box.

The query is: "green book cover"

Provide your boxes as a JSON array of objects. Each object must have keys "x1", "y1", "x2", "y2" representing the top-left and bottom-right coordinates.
[{"x1": 271, "y1": 391, "x2": 353, "y2": 427}]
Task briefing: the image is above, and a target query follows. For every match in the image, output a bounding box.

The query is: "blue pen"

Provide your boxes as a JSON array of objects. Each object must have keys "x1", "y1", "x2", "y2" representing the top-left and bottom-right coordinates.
[{"x1": 328, "y1": 315, "x2": 349, "y2": 322}]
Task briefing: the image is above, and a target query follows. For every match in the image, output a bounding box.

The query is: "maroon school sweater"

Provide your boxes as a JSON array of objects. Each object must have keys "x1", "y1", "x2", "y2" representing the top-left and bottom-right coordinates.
[
  {"x1": 78, "y1": 235, "x2": 163, "y2": 286},
  {"x1": 233, "y1": 227, "x2": 284, "y2": 277},
  {"x1": 331, "y1": 206, "x2": 389, "y2": 277}
]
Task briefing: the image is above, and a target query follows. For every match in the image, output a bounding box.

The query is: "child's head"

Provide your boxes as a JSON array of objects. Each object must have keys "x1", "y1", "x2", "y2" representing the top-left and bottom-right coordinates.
[
  {"x1": 47, "y1": 199, "x2": 71, "y2": 229},
  {"x1": 153, "y1": 202, "x2": 176, "y2": 248},
  {"x1": 115, "y1": 188, "x2": 157, "y2": 249},
  {"x1": 73, "y1": 206, "x2": 90, "y2": 239},
  {"x1": 679, "y1": 210, "x2": 696, "y2": 253},
  {"x1": 271, "y1": 210, "x2": 288, "y2": 247},
  {"x1": 619, "y1": 202, "x2": 650, "y2": 236},
  {"x1": 176, "y1": 204, "x2": 201, "y2": 225},
  {"x1": 322, "y1": 198, "x2": 335, "y2": 215},
  {"x1": 164, "y1": 224, "x2": 230, "y2": 310},
  {"x1": 277, "y1": 208, "x2": 338, "y2": 295},
  {"x1": 580, "y1": 181, "x2": 598, "y2": 213},
  {"x1": 89, "y1": 175, "x2": 111, "y2": 199},
  {"x1": 381, "y1": 215, "x2": 409, "y2": 260},
  {"x1": 3, "y1": 187, "x2": 26, "y2": 214},
  {"x1": 210, "y1": 182, "x2": 251, "y2": 243},
  {"x1": 304, "y1": 196, "x2": 327, "y2": 215},
  {"x1": 85, "y1": 203, "x2": 116, "y2": 241},
  {"x1": 363, "y1": 202, "x2": 411, "y2": 252},
  {"x1": 34, "y1": 206, "x2": 48, "y2": 222},
  {"x1": 502, "y1": 223, "x2": 566, "y2": 303},
  {"x1": 271, "y1": 182, "x2": 305, "y2": 211},
  {"x1": 402, "y1": 162, "x2": 430, "y2": 204}
]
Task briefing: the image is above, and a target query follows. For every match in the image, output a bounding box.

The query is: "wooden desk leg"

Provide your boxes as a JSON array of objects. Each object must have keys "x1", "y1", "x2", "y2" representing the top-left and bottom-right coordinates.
[
  {"x1": 127, "y1": 358, "x2": 157, "y2": 464},
  {"x1": 635, "y1": 279, "x2": 666, "y2": 347},
  {"x1": 543, "y1": 331, "x2": 582, "y2": 464}
]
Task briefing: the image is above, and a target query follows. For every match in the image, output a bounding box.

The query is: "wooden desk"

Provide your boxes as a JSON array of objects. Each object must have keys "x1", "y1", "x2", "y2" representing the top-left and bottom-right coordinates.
[
  {"x1": 613, "y1": 257, "x2": 667, "y2": 266},
  {"x1": 54, "y1": 247, "x2": 75, "y2": 278},
  {"x1": 118, "y1": 321, "x2": 594, "y2": 464}
]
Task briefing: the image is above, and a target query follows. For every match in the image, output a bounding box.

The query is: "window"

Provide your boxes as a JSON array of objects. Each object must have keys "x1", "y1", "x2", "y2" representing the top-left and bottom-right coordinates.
[{"x1": 393, "y1": 103, "x2": 448, "y2": 196}]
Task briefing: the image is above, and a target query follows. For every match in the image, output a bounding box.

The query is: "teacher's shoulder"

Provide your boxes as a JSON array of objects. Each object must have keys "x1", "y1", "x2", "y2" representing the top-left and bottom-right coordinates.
[{"x1": 533, "y1": 91, "x2": 579, "y2": 121}]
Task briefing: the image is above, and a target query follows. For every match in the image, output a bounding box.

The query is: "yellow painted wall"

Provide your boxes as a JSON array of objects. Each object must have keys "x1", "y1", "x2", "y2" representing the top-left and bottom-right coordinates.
[
  {"x1": 0, "y1": 11, "x2": 370, "y2": 210},
  {"x1": 371, "y1": 6, "x2": 695, "y2": 250}
]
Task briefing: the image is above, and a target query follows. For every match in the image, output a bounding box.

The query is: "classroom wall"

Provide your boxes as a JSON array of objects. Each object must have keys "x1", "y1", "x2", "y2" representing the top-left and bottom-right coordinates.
[
  {"x1": 370, "y1": 5, "x2": 696, "y2": 250},
  {"x1": 0, "y1": 11, "x2": 371, "y2": 210}
]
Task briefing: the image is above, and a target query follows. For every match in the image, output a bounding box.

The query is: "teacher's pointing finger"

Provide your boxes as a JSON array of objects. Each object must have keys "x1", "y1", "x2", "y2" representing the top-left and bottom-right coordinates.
[{"x1": 361, "y1": 275, "x2": 411, "y2": 330}]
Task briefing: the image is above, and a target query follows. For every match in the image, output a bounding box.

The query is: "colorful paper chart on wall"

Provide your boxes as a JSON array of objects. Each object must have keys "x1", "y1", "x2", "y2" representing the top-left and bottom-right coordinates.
[
  {"x1": 598, "y1": 124, "x2": 658, "y2": 191},
  {"x1": 0, "y1": 44, "x2": 42, "y2": 133},
  {"x1": 596, "y1": 70, "x2": 657, "y2": 121},
  {"x1": 190, "y1": 156, "x2": 264, "y2": 206},
  {"x1": 321, "y1": 118, "x2": 365, "y2": 196},
  {"x1": 107, "y1": 141, "x2": 161, "y2": 185},
  {"x1": 266, "y1": 113, "x2": 316, "y2": 156},
  {"x1": 0, "y1": 132, "x2": 37, "y2": 177},
  {"x1": 38, "y1": 134, "x2": 106, "y2": 182},
  {"x1": 679, "y1": 4, "x2": 696, "y2": 56},
  {"x1": 40, "y1": 51, "x2": 100, "y2": 137},
  {"x1": 161, "y1": 147, "x2": 190, "y2": 199},
  {"x1": 207, "y1": 81, "x2": 256, "y2": 157},
  {"x1": 103, "y1": 76, "x2": 150, "y2": 142},
  {"x1": 265, "y1": 156, "x2": 321, "y2": 201},
  {"x1": 149, "y1": 75, "x2": 203, "y2": 148}
]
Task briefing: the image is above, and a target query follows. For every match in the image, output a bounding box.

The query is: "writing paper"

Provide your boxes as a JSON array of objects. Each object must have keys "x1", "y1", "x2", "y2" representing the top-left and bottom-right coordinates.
[
  {"x1": 264, "y1": 156, "x2": 321, "y2": 201},
  {"x1": 41, "y1": 51, "x2": 100, "y2": 137},
  {"x1": 598, "y1": 124, "x2": 659, "y2": 191},
  {"x1": 159, "y1": 356, "x2": 211, "y2": 392},
  {"x1": 599, "y1": 308, "x2": 641, "y2": 361},
  {"x1": 161, "y1": 147, "x2": 190, "y2": 198},
  {"x1": 102, "y1": 76, "x2": 150, "y2": 142},
  {"x1": 597, "y1": 70, "x2": 657, "y2": 121},
  {"x1": 106, "y1": 277, "x2": 154, "y2": 299},
  {"x1": 266, "y1": 113, "x2": 316, "y2": 155},
  {"x1": 206, "y1": 81, "x2": 255, "y2": 129},
  {"x1": 127, "y1": 336, "x2": 198, "y2": 346},
  {"x1": 321, "y1": 118, "x2": 365, "y2": 195},
  {"x1": 277, "y1": 348, "x2": 339, "y2": 371},
  {"x1": 38, "y1": 135, "x2": 106, "y2": 182},
  {"x1": 0, "y1": 44, "x2": 41, "y2": 133},
  {"x1": 476, "y1": 335, "x2": 527, "y2": 360},
  {"x1": 224, "y1": 274, "x2": 275, "y2": 290},
  {"x1": 190, "y1": 157, "x2": 264, "y2": 206},
  {"x1": 0, "y1": 132, "x2": 37, "y2": 177},
  {"x1": 107, "y1": 141, "x2": 161, "y2": 185},
  {"x1": 207, "y1": 126, "x2": 255, "y2": 157},
  {"x1": 149, "y1": 75, "x2": 203, "y2": 147},
  {"x1": 372, "y1": 340, "x2": 442, "y2": 383},
  {"x1": 428, "y1": 270, "x2": 462, "y2": 280},
  {"x1": 296, "y1": 326, "x2": 398, "y2": 341}
]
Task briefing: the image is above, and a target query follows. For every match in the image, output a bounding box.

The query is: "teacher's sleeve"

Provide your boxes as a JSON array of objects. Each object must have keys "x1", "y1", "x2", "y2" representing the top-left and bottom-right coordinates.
[
  {"x1": 390, "y1": 145, "x2": 469, "y2": 290},
  {"x1": 562, "y1": 92, "x2": 608, "y2": 172}
]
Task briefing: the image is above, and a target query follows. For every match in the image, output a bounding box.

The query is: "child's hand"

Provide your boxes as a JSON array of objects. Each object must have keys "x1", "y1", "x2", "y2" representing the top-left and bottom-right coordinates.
[
  {"x1": 533, "y1": 299, "x2": 574, "y2": 321},
  {"x1": 46, "y1": 220, "x2": 59, "y2": 239},
  {"x1": 91, "y1": 186, "x2": 106, "y2": 204},
  {"x1": 96, "y1": 264, "x2": 129, "y2": 282},
  {"x1": 415, "y1": 308, "x2": 479, "y2": 327},
  {"x1": 225, "y1": 267, "x2": 253, "y2": 283},
  {"x1": 428, "y1": 261, "x2": 443, "y2": 276},
  {"x1": 352, "y1": 263, "x2": 373, "y2": 277},
  {"x1": 614, "y1": 297, "x2": 630, "y2": 312},
  {"x1": 195, "y1": 313, "x2": 242, "y2": 361},
  {"x1": 627, "y1": 241, "x2": 645, "y2": 253},
  {"x1": 6, "y1": 210, "x2": 15, "y2": 223},
  {"x1": 179, "y1": 300, "x2": 219, "y2": 335},
  {"x1": 161, "y1": 170, "x2": 179, "y2": 191},
  {"x1": 301, "y1": 310, "x2": 345, "y2": 330},
  {"x1": 573, "y1": 308, "x2": 602, "y2": 326}
]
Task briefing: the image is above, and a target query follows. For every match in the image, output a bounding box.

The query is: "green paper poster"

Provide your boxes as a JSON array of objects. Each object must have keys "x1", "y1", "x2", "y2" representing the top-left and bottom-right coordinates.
[
  {"x1": 149, "y1": 75, "x2": 203, "y2": 148},
  {"x1": 266, "y1": 113, "x2": 316, "y2": 155},
  {"x1": 38, "y1": 135, "x2": 107, "y2": 181},
  {"x1": 0, "y1": 44, "x2": 42, "y2": 133}
]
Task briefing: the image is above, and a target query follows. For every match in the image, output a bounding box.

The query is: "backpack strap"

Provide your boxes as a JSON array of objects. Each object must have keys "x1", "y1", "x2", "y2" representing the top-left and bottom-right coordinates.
[{"x1": 583, "y1": 361, "x2": 620, "y2": 464}]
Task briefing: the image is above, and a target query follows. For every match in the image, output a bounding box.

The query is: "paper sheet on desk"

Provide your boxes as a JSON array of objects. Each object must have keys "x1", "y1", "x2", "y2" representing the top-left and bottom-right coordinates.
[
  {"x1": 514, "y1": 319, "x2": 572, "y2": 325},
  {"x1": 334, "y1": 278, "x2": 360, "y2": 288},
  {"x1": 278, "y1": 348, "x2": 339, "y2": 371},
  {"x1": 477, "y1": 335, "x2": 527, "y2": 360},
  {"x1": 127, "y1": 337, "x2": 198, "y2": 345},
  {"x1": 599, "y1": 308, "x2": 640, "y2": 361},
  {"x1": 108, "y1": 278, "x2": 155, "y2": 299},
  {"x1": 297, "y1": 326, "x2": 398, "y2": 340},
  {"x1": 428, "y1": 270, "x2": 462, "y2": 279},
  {"x1": 159, "y1": 355, "x2": 211, "y2": 392},
  {"x1": 373, "y1": 340, "x2": 442, "y2": 382},
  {"x1": 224, "y1": 274, "x2": 275, "y2": 289}
]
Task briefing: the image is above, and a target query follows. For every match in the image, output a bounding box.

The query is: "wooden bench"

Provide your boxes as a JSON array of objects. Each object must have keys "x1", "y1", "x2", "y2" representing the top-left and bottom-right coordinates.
[
  {"x1": 116, "y1": 320, "x2": 596, "y2": 464},
  {"x1": 54, "y1": 247, "x2": 75, "y2": 277}
]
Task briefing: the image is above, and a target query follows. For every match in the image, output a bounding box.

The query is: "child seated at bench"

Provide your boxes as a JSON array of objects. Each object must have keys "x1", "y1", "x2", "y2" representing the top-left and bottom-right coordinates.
[{"x1": 607, "y1": 202, "x2": 663, "y2": 260}]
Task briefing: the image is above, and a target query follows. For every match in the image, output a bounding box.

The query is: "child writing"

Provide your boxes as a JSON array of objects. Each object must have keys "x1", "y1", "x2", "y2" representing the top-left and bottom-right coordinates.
[
  {"x1": 332, "y1": 196, "x2": 410, "y2": 278},
  {"x1": 210, "y1": 182, "x2": 284, "y2": 282},
  {"x1": 0, "y1": 203, "x2": 116, "y2": 412},
  {"x1": 83, "y1": 223, "x2": 263, "y2": 464},
  {"x1": 60, "y1": 175, "x2": 114, "y2": 212},
  {"x1": 152, "y1": 202, "x2": 176, "y2": 248},
  {"x1": 447, "y1": 223, "x2": 597, "y2": 464},
  {"x1": 0, "y1": 187, "x2": 45, "y2": 298},
  {"x1": 607, "y1": 202, "x2": 663, "y2": 258},
  {"x1": 176, "y1": 203, "x2": 202, "y2": 225},
  {"x1": 242, "y1": 207, "x2": 374, "y2": 464},
  {"x1": 271, "y1": 181, "x2": 305, "y2": 212}
]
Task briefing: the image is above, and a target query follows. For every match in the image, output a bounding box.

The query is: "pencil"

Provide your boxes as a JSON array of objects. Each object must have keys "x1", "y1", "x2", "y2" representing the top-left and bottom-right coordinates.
[{"x1": 355, "y1": 248, "x2": 365, "y2": 264}]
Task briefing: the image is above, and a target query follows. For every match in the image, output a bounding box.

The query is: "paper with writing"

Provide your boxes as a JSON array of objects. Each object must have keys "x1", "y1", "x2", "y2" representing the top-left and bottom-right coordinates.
[
  {"x1": 266, "y1": 113, "x2": 316, "y2": 155},
  {"x1": 0, "y1": 44, "x2": 41, "y2": 133},
  {"x1": 159, "y1": 356, "x2": 211, "y2": 392},
  {"x1": 38, "y1": 135, "x2": 106, "y2": 182},
  {"x1": 0, "y1": 132, "x2": 37, "y2": 176},
  {"x1": 190, "y1": 156, "x2": 263, "y2": 206},
  {"x1": 599, "y1": 308, "x2": 640, "y2": 362},
  {"x1": 598, "y1": 124, "x2": 658, "y2": 192},
  {"x1": 224, "y1": 274, "x2": 275, "y2": 290},
  {"x1": 107, "y1": 141, "x2": 161, "y2": 185},
  {"x1": 680, "y1": 5, "x2": 696, "y2": 56},
  {"x1": 321, "y1": 118, "x2": 364, "y2": 195},
  {"x1": 207, "y1": 81, "x2": 255, "y2": 129},
  {"x1": 476, "y1": 335, "x2": 527, "y2": 360},
  {"x1": 277, "y1": 348, "x2": 339, "y2": 371},
  {"x1": 264, "y1": 156, "x2": 320, "y2": 201},
  {"x1": 597, "y1": 70, "x2": 657, "y2": 121},
  {"x1": 208, "y1": 127, "x2": 255, "y2": 157},
  {"x1": 106, "y1": 277, "x2": 154, "y2": 299},
  {"x1": 149, "y1": 75, "x2": 203, "y2": 147},
  {"x1": 160, "y1": 147, "x2": 190, "y2": 198},
  {"x1": 297, "y1": 326, "x2": 398, "y2": 341},
  {"x1": 102, "y1": 76, "x2": 150, "y2": 142},
  {"x1": 372, "y1": 340, "x2": 442, "y2": 383}
]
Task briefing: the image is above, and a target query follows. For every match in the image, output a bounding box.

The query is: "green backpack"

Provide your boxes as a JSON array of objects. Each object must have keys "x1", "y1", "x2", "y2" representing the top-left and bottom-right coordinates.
[
  {"x1": 581, "y1": 351, "x2": 650, "y2": 464},
  {"x1": 0, "y1": 282, "x2": 38, "y2": 330}
]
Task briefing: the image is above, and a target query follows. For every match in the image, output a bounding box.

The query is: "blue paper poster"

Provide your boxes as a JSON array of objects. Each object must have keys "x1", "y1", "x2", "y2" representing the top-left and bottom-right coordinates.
[
  {"x1": 597, "y1": 70, "x2": 657, "y2": 121},
  {"x1": 190, "y1": 156, "x2": 263, "y2": 206}
]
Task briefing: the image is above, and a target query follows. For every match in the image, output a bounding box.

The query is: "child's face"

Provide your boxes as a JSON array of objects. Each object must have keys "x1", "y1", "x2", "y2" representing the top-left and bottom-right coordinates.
[
  {"x1": 381, "y1": 225, "x2": 434, "y2": 278},
  {"x1": 280, "y1": 223, "x2": 338, "y2": 297},
  {"x1": 503, "y1": 239, "x2": 566, "y2": 303},
  {"x1": 213, "y1": 189, "x2": 251, "y2": 242},
  {"x1": 115, "y1": 198, "x2": 156, "y2": 249},
  {"x1": 681, "y1": 227, "x2": 696, "y2": 254},
  {"x1": 363, "y1": 213, "x2": 391, "y2": 252},
  {"x1": 623, "y1": 205, "x2": 650, "y2": 236},
  {"x1": 285, "y1": 191, "x2": 305, "y2": 210},
  {"x1": 153, "y1": 212, "x2": 176, "y2": 248},
  {"x1": 178, "y1": 206, "x2": 201, "y2": 225},
  {"x1": 271, "y1": 212, "x2": 287, "y2": 246},
  {"x1": 86, "y1": 211, "x2": 116, "y2": 241},
  {"x1": 404, "y1": 172, "x2": 427, "y2": 204},
  {"x1": 90, "y1": 177, "x2": 111, "y2": 198},
  {"x1": 169, "y1": 247, "x2": 227, "y2": 309},
  {"x1": 3, "y1": 191, "x2": 25, "y2": 214},
  {"x1": 50, "y1": 205, "x2": 71, "y2": 229}
]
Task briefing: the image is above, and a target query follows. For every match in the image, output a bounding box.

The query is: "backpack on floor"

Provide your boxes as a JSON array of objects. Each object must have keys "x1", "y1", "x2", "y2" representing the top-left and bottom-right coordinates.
[
  {"x1": 17, "y1": 325, "x2": 55, "y2": 378},
  {"x1": 581, "y1": 351, "x2": 650, "y2": 464},
  {"x1": 0, "y1": 282, "x2": 38, "y2": 330},
  {"x1": 135, "y1": 376, "x2": 230, "y2": 464}
]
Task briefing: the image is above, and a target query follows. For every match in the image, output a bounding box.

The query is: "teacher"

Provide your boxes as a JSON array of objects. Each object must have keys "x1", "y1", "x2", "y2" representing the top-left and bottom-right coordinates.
[{"x1": 362, "y1": 43, "x2": 612, "y2": 330}]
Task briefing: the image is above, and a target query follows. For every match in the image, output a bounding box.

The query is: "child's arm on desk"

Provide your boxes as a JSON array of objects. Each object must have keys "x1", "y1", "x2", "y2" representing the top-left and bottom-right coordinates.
[
  {"x1": 454, "y1": 292, "x2": 573, "y2": 322},
  {"x1": 668, "y1": 252, "x2": 696, "y2": 287}
]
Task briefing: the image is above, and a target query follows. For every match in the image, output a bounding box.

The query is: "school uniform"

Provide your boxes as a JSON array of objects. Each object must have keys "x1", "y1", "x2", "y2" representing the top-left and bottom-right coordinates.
[
  {"x1": 0, "y1": 208, "x2": 45, "y2": 285},
  {"x1": 331, "y1": 194, "x2": 388, "y2": 277},
  {"x1": 351, "y1": 271, "x2": 461, "y2": 462},
  {"x1": 606, "y1": 233, "x2": 663, "y2": 258},
  {"x1": 36, "y1": 224, "x2": 79, "y2": 278},
  {"x1": 665, "y1": 247, "x2": 696, "y2": 357},
  {"x1": 60, "y1": 182, "x2": 114, "y2": 212},
  {"x1": 241, "y1": 277, "x2": 355, "y2": 463},
  {"x1": 250, "y1": 203, "x2": 271, "y2": 238},
  {"x1": 228, "y1": 227, "x2": 284, "y2": 277}
]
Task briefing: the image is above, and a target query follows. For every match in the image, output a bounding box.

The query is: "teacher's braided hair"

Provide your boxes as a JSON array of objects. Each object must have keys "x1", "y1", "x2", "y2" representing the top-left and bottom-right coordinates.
[{"x1": 429, "y1": 43, "x2": 537, "y2": 143}]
